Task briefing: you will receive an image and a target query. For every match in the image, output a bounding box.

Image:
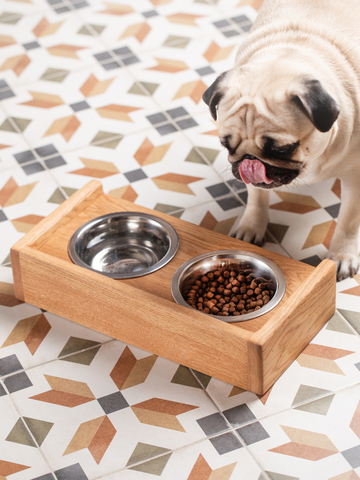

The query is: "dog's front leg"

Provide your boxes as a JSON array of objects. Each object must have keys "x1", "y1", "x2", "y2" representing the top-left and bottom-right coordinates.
[
  {"x1": 232, "y1": 184, "x2": 269, "y2": 245},
  {"x1": 327, "y1": 179, "x2": 360, "y2": 281}
]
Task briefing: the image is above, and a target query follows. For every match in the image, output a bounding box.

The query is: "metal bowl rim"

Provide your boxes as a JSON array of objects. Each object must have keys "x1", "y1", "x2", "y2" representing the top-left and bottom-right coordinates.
[
  {"x1": 68, "y1": 212, "x2": 179, "y2": 279},
  {"x1": 171, "y1": 250, "x2": 286, "y2": 323}
]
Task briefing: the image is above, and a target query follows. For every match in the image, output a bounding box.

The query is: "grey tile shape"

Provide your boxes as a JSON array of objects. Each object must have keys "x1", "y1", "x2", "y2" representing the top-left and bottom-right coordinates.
[
  {"x1": 94, "y1": 51, "x2": 112, "y2": 61},
  {"x1": 231, "y1": 14, "x2": 250, "y2": 23},
  {"x1": 14, "y1": 150, "x2": 36, "y2": 164},
  {"x1": 4, "y1": 371, "x2": 32, "y2": 393},
  {"x1": 197, "y1": 412, "x2": 229, "y2": 436},
  {"x1": 54, "y1": 6, "x2": 71, "y2": 13},
  {"x1": 213, "y1": 19, "x2": 231, "y2": 28},
  {"x1": 236, "y1": 421, "x2": 270, "y2": 445},
  {"x1": 70, "y1": 101, "x2": 90, "y2": 111},
  {"x1": 0, "y1": 210, "x2": 7, "y2": 222},
  {"x1": 103, "y1": 61, "x2": 122, "y2": 71},
  {"x1": 325, "y1": 203, "x2": 341, "y2": 218},
  {"x1": 341, "y1": 445, "x2": 360, "y2": 468},
  {"x1": 206, "y1": 182, "x2": 231, "y2": 198},
  {"x1": 124, "y1": 169, "x2": 147, "y2": 183},
  {"x1": 176, "y1": 118, "x2": 198, "y2": 130},
  {"x1": 22, "y1": 162, "x2": 45, "y2": 175},
  {"x1": 147, "y1": 112, "x2": 167, "y2": 125},
  {"x1": 35, "y1": 144, "x2": 58, "y2": 157},
  {"x1": 209, "y1": 432, "x2": 243, "y2": 455},
  {"x1": 143, "y1": 10, "x2": 158, "y2": 18},
  {"x1": 216, "y1": 195, "x2": 242, "y2": 211},
  {"x1": 238, "y1": 190, "x2": 248, "y2": 203},
  {"x1": 196, "y1": 66, "x2": 215, "y2": 76},
  {"x1": 47, "y1": 0, "x2": 63, "y2": 5},
  {"x1": 73, "y1": 1, "x2": 88, "y2": 9},
  {"x1": 0, "y1": 354, "x2": 23, "y2": 376},
  {"x1": 223, "y1": 404, "x2": 256, "y2": 427},
  {"x1": 337, "y1": 308, "x2": 360, "y2": 334},
  {"x1": 326, "y1": 311, "x2": 355, "y2": 335},
  {"x1": 0, "y1": 89, "x2": 15, "y2": 101},
  {"x1": 356, "y1": 362, "x2": 360, "y2": 372},
  {"x1": 122, "y1": 55, "x2": 140, "y2": 66},
  {"x1": 113, "y1": 46, "x2": 132, "y2": 57},
  {"x1": 45, "y1": 156, "x2": 66, "y2": 169},
  {"x1": 156, "y1": 123, "x2": 177, "y2": 135},
  {"x1": 223, "y1": 29, "x2": 241, "y2": 38},
  {"x1": 266, "y1": 473, "x2": 299, "y2": 480},
  {"x1": 23, "y1": 41, "x2": 40, "y2": 50},
  {"x1": 97, "y1": 391, "x2": 129, "y2": 414},
  {"x1": 228, "y1": 178, "x2": 246, "y2": 192},
  {"x1": 167, "y1": 107, "x2": 188, "y2": 119},
  {"x1": 0, "y1": 382, "x2": 7, "y2": 396},
  {"x1": 240, "y1": 24, "x2": 252, "y2": 33},
  {"x1": 55, "y1": 464, "x2": 89, "y2": 480},
  {"x1": 300, "y1": 255, "x2": 322, "y2": 267}
]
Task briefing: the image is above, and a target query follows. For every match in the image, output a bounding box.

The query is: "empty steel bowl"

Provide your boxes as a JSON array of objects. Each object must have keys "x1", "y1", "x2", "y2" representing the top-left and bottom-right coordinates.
[
  {"x1": 171, "y1": 250, "x2": 286, "y2": 322},
  {"x1": 68, "y1": 212, "x2": 179, "y2": 279}
]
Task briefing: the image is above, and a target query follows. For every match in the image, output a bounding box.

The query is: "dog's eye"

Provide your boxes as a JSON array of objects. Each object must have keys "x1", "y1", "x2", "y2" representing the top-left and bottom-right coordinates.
[{"x1": 263, "y1": 137, "x2": 299, "y2": 158}]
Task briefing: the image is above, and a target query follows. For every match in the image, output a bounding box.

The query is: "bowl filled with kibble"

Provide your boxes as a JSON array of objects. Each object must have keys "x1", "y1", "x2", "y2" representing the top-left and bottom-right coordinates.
[{"x1": 171, "y1": 250, "x2": 286, "y2": 322}]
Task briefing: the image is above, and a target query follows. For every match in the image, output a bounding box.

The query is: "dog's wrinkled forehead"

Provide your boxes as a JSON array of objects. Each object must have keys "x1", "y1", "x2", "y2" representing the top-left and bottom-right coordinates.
[{"x1": 202, "y1": 69, "x2": 340, "y2": 134}]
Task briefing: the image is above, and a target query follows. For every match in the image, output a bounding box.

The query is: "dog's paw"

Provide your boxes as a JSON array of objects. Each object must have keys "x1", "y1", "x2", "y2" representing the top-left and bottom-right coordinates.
[
  {"x1": 326, "y1": 251, "x2": 360, "y2": 281},
  {"x1": 231, "y1": 218, "x2": 267, "y2": 246}
]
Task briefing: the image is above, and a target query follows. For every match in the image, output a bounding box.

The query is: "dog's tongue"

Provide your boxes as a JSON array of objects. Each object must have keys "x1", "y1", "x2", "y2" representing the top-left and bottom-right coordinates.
[{"x1": 239, "y1": 159, "x2": 273, "y2": 185}]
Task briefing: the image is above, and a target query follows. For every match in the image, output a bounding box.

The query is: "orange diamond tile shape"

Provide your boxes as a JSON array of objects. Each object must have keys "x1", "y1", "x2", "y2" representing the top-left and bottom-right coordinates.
[
  {"x1": 332, "y1": 178, "x2": 341, "y2": 199},
  {"x1": 330, "y1": 472, "x2": 360, "y2": 480},
  {"x1": 269, "y1": 425, "x2": 338, "y2": 461},
  {"x1": 108, "y1": 185, "x2": 138, "y2": 203},
  {"x1": 173, "y1": 80, "x2": 207, "y2": 104},
  {"x1": 96, "y1": 104, "x2": 141, "y2": 122},
  {"x1": 2, "y1": 313, "x2": 51, "y2": 355},
  {"x1": 31, "y1": 375, "x2": 96, "y2": 407},
  {"x1": 0, "y1": 177, "x2": 37, "y2": 207},
  {"x1": 120, "y1": 22, "x2": 151, "y2": 43},
  {"x1": 11, "y1": 214, "x2": 44, "y2": 234},
  {"x1": 203, "y1": 42, "x2": 234, "y2": 63},
  {"x1": 271, "y1": 192, "x2": 321, "y2": 214},
  {"x1": 64, "y1": 416, "x2": 116, "y2": 464},
  {"x1": 0, "y1": 460, "x2": 29, "y2": 477},
  {"x1": 44, "y1": 115, "x2": 80, "y2": 141},
  {"x1": 152, "y1": 173, "x2": 204, "y2": 195},
  {"x1": 134, "y1": 138, "x2": 172, "y2": 166},
  {"x1": 340, "y1": 275, "x2": 360, "y2": 296},
  {"x1": 100, "y1": 3, "x2": 134, "y2": 15},
  {"x1": 200, "y1": 211, "x2": 237, "y2": 236},
  {"x1": 80, "y1": 74, "x2": 114, "y2": 97},
  {"x1": 0, "y1": 281, "x2": 23, "y2": 307},
  {"x1": 148, "y1": 57, "x2": 188, "y2": 73},
  {"x1": 0, "y1": 35, "x2": 16, "y2": 47},
  {"x1": 110, "y1": 346, "x2": 157, "y2": 390},
  {"x1": 188, "y1": 454, "x2": 236, "y2": 480},
  {"x1": 21, "y1": 91, "x2": 64, "y2": 109},
  {"x1": 70, "y1": 157, "x2": 119, "y2": 178},
  {"x1": 0, "y1": 54, "x2": 30, "y2": 77},
  {"x1": 350, "y1": 399, "x2": 360, "y2": 439},
  {"x1": 204, "y1": 128, "x2": 219, "y2": 136},
  {"x1": 302, "y1": 220, "x2": 337, "y2": 250},
  {"x1": 33, "y1": 18, "x2": 63, "y2": 37},
  {"x1": 47, "y1": 44, "x2": 86, "y2": 59},
  {"x1": 297, "y1": 344, "x2": 355, "y2": 375},
  {"x1": 237, "y1": 0, "x2": 264, "y2": 9},
  {"x1": 132, "y1": 397, "x2": 198, "y2": 432},
  {"x1": 166, "y1": 13, "x2": 202, "y2": 26}
]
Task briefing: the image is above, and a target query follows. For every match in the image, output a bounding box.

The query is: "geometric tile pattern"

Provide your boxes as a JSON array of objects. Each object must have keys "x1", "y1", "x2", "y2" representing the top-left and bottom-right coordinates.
[{"x1": 2, "y1": 0, "x2": 360, "y2": 479}]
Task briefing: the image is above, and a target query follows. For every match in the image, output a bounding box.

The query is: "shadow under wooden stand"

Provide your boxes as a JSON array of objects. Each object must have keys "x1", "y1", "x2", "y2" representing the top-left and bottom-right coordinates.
[{"x1": 11, "y1": 180, "x2": 336, "y2": 395}]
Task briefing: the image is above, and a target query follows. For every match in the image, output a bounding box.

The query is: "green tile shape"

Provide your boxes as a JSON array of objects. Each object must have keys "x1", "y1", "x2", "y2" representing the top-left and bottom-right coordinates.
[
  {"x1": 61, "y1": 347, "x2": 101, "y2": 365},
  {"x1": 326, "y1": 311, "x2": 355, "y2": 335},
  {"x1": 0, "y1": 118, "x2": 17, "y2": 133},
  {"x1": 6, "y1": 418, "x2": 36, "y2": 447},
  {"x1": 78, "y1": 24, "x2": 104, "y2": 35},
  {"x1": 185, "y1": 147, "x2": 220, "y2": 165},
  {"x1": 59, "y1": 337, "x2": 101, "y2": 357},
  {"x1": 267, "y1": 473, "x2": 299, "y2": 480},
  {"x1": 171, "y1": 365, "x2": 202, "y2": 389},
  {"x1": 295, "y1": 394, "x2": 334, "y2": 415},
  {"x1": 23, "y1": 417, "x2": 53, "y2": 446},
  {"x1": 291, "y1": 385, "x2": 333, "y2": 408},
  {"x1": 2, "y1": 253, "x2": 11, "y2": 265},
  {"x1": 192, "y1": 370, "x2": 211, "y2": 389},
  {"x1": 338, "y1": 309, "x2": 360, "y2": 334},
  {"x1": 91, "y1": 131, "x2": 123, "y2": 149},
  {"x1": 40, "y1": 68, "x2": 69, "y2": 82},
  {"x1": 129, "y1": 453, "x2": 172, "y2": 475},
  {"x1": 126, "y1": 442, "x2": 171, "y2": 467},
  {"x1": 154, "y1": 203, "x2": 182, "y2": 214},
  {"x1": 163, "y1": 35, "x2": 190, "y2": 48},
  {"x1": 128, "y1": 82, "x2": 159, "y2": 96},
  {"x1": 48, "y1": 188, "x2": 66, "y2": 204},
  {"x1": 267, "y1": 223, "x2": 289, "y2": 244}
]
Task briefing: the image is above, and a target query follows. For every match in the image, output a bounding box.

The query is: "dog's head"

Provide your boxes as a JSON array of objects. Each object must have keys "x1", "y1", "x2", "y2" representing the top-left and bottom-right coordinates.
[{"x1": 203, "y1": 65, "x2": 340, "y2": 188}]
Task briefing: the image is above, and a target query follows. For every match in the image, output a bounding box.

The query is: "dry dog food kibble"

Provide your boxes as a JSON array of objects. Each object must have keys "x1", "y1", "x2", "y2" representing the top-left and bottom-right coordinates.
[{"x1": 183, "y1": 264, "x2": 276, "y2": 317}]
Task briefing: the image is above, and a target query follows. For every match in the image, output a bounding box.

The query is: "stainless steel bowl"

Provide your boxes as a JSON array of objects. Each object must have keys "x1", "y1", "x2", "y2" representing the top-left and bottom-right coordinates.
[
  {"x1": 68, "y1": 212, "x2": 179, "y2": 279},
  {"x1": 171, "y1": 250, "x2": 286, "y2": 322}
]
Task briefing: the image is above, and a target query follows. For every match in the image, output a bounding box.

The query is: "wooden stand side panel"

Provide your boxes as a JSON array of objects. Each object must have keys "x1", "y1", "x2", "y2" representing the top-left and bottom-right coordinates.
[
  {"x1": 10, "y1": 180, "x2": 103, "y2": 301},
  {"x1": 247, "y1": 259, "x2": 336, "y2": 394},
  {"x1": 19, "y1": 246, "x2": 253, "y2": 390}
]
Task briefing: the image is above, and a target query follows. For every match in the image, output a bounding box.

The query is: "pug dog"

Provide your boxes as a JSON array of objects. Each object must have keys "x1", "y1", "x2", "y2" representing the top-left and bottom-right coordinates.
[{"x1": 202, "y1": 0, "x2": 360, "y2": 281}]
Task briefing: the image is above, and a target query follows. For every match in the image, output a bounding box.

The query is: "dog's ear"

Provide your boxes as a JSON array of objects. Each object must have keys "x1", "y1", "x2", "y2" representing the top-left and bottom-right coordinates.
[
  {"x1": 202, "y1": 71, "x2": 230, "y2": 120},
  {"x1": 291, "y1": 78, "x2": 340, "y2": 132}
]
